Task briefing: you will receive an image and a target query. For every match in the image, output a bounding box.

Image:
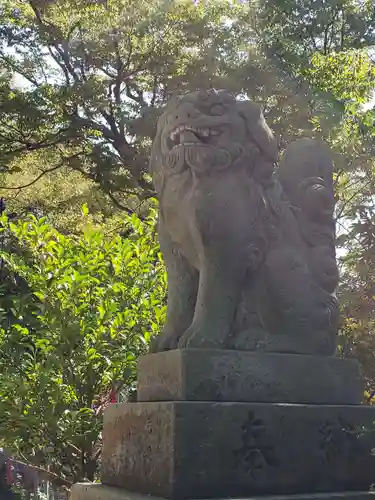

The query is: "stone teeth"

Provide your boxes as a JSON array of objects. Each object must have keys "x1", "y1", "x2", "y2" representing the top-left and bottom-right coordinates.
[{"x1": 170, "y1": 126, "x2": 218, "y2": 139}]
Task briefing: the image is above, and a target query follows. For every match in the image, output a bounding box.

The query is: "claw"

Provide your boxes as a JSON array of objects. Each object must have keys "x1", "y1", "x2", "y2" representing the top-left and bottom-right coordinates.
[
  {"x1": 149, "y1": 332, "x2": 180, "y2": 353},
  {"x1": 178, "y1": 325, "x2": 225, "y2": 349}
]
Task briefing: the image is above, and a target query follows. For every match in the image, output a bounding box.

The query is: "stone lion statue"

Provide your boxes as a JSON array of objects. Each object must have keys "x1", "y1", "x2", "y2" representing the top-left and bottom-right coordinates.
[{"x1": 149, "y1": 89, "x2": 339, "y2": 355}]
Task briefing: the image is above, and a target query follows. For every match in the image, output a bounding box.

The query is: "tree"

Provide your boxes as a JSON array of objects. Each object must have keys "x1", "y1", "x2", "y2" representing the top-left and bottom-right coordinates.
[
  {"x1": 255, "y1": 0, "x2": 375, "y2": 216},
  {"x1": 255, "y1": 0, "x2": 375, "y2": 398},
  {"x1": 0, "y1": 0, "x2": 357, "y2": 221},
  {"x1": 0, "y1": 0, "x2": 253, "y2": 207},
  {"x1": 0, "y1": 206, "x2": 165, "y2": 486},
  {"x1": 0, "y1": 153, "x2": 127, "y2": 234}
]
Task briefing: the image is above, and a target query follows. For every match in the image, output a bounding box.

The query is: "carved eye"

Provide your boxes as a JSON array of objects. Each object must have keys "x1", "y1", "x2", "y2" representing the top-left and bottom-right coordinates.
[{"x1": 209, "y1": 103, "x2": 225, "y2": 116}]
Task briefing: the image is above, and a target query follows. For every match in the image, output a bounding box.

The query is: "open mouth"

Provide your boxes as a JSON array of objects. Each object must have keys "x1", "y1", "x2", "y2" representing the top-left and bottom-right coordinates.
[{"x1": 167, "y1": 124, "x2": 221, "y2": 149}]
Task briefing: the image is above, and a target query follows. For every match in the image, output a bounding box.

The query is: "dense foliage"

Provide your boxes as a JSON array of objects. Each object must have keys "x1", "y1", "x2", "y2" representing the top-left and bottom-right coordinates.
[{"x1": 0, "y1": 207, "x2": 165, "y2": 486}]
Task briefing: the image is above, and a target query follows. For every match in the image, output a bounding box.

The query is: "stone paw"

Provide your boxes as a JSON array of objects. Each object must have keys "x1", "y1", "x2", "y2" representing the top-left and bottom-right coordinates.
[
  {"x1": 149, "y1": 332, "x2": 179, "y2": 353},
  {"x1": 178, "y1": 324, "x2": 225, "y2": 349}
]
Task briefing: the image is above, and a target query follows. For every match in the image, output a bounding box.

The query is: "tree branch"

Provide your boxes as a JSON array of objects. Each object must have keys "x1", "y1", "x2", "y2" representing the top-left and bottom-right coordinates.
[
  {"x1": 28, "y1": 1, "x2": 78, "y2": 84},
  {"x1": 125, "y1": 84, "x2": 146, "y2": 106},
  {"x1": 113, "y1": 36, "x2": 123, "y2": 105},
  {"x1": 47, "y1": 45, "x2": 70, "y2": 85},
  {"x1": 70, "y1": 114, "x2": 115, "y2": 143},
  {"x1": 335, "y1": 178, "x2": 374, "y2": 221},
  {"x1": 10, "y1": 457, "x2": 72, "y2": 487},
  {"x1": 150, "y1": 75, "x2": 158, "y2": 107},
  {"x1": 0, "y1": 55, "x2": 39, "y2": 87},
  {"x1": 1, "y1": 130, "x2": 73, "y2": 157},
  {"x1": 0, "y1": 153, "x2": 82, "y2": 190},
  {"x1": 107, "y1": 192, "x2": 136, "y2": 215},
  {"x1": 99, "y1": 108, "x2": 121, "y2": 140}
]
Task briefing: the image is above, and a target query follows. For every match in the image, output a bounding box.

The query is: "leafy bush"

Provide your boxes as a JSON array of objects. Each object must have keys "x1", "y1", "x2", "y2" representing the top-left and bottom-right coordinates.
[{"x1": 0, "y1": 205, "x2": 165, "y2": 485}]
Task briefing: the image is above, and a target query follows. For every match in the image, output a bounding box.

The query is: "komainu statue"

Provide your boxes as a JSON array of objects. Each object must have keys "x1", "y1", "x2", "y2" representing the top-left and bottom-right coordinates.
[{"x1": 150, "y1": 89, "x2": 339, "y2": 355}]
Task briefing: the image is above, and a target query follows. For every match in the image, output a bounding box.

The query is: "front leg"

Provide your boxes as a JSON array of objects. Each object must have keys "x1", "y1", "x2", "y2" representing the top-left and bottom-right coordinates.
[
  {"x1": 178, "y1": 258, "x2": 245, "y2": 349},
  {"x1": 150, "y1": 219, "x2": 199, "y2": 353},
  {"x1": 178, "y1": 174, "x2": 251, "y2": 349}
]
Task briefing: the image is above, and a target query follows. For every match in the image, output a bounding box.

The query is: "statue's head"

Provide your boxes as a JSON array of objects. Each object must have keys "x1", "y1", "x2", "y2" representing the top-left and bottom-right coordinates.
[{"x1": 150, "y1": 89, "x2": 278, "y2": 186}]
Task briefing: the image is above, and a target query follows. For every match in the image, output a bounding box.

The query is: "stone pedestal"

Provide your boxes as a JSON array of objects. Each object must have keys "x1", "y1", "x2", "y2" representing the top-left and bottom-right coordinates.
[
  {"x1": 72, "y1": 484, "x2": 375, "y2": 500},
  {"x1": 71, "y1": 349, "x2": 375, "y2": 500},
  {"x1": 137, "y1": 349, "x2": 362, "y2": 404},
  {"x1": 101, "y1": 400, "x2": 375, "y2": 499}
]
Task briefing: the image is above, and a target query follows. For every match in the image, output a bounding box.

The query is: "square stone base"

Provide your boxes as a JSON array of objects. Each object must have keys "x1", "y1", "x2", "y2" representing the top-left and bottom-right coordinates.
[
  {"x1": 70, "y1": 483, "x2": 375, "y2": 500},
  {"x1": 71, "y1": 484, "x2": 164, "y2": 500},
  {"x1": 101, "y1": 402, "x2": 375, "y2": 499},
  {"x1": 137, "y1": 350, "x2": 362, "y2": 405}
]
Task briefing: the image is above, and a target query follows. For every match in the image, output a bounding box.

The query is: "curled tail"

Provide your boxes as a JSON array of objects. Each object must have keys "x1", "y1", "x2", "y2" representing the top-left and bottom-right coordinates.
[{"x1": 277, "y1": 138, "x2": 338, "y2": 294}]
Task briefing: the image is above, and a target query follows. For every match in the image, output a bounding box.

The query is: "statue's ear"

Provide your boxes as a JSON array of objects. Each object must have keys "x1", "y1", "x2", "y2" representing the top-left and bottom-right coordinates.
[
  {"x1": 150, "y1": 109, "x2": 167, "y2": 170},
  {"x1": 149, "y1": 97, "x2": 178, "y2": 177},
  {"x1": 237, "y1": 101, "x2": 279, "y2": 163},
  {"x1": 149, "y1": 114, "x2": 166, "y2": 193}
]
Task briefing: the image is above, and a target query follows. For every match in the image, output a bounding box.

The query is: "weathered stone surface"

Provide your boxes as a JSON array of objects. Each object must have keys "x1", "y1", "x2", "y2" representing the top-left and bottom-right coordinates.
[
  {"x1": 70, "y1": 483, "x2": 375, "y2": 500},
  {"x1": 101, "y1": 402, "x2": 375, "y2": 499},
  {"x1": 137, "y1": 349, "x2": 362, "y2": 405},
  {"x1": 149, "y1": 89, "x2": 339, "y2": 355},
  {"x1": 70, "y1": 484, "x2": 164, "y2": 500}
]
